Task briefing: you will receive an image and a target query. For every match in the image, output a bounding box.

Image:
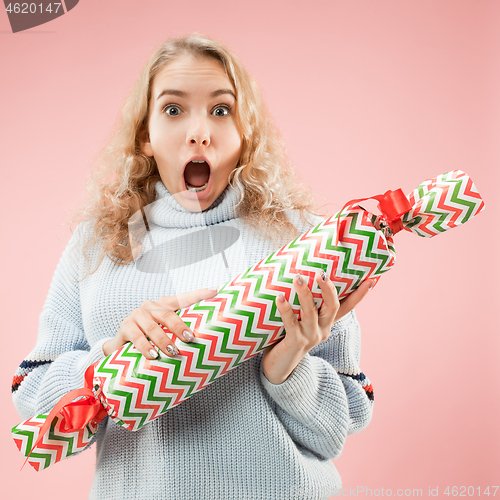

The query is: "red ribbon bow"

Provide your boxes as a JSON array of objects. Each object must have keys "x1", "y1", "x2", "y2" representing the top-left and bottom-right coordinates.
[
  {"x1": 22, "y1": 363, "x2": 106, "y2": 469},
  {"x1": 335, "y1": 188, "x2": 412, "y2": 248}
]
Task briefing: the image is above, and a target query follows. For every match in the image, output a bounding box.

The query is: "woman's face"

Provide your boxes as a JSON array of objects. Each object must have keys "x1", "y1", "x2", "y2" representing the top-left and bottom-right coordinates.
[{"x1": 141, "y1": 55, "x2": 242, "y2": 212}]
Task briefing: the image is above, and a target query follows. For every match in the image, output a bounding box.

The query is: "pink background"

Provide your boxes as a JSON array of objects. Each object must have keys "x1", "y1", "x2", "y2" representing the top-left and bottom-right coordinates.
[{"x1": 1, "y1": 1, "x2": 499, "y2": 498}]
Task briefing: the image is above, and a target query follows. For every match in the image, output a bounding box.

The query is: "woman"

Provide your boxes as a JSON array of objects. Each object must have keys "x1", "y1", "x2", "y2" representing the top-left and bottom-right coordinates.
[{"x1": 12, "y1": 34, "x2": 374, "y2": 499}]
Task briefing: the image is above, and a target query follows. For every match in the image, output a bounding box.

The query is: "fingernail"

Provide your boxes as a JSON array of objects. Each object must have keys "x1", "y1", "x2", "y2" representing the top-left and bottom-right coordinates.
[
  {"x1": 149, "y1": 349, "x2": 158, "y2": 359},
  {"x1": 278, "y1": 293, "x2": 285, "y2": 303},
  {"x1": 183, "y1": 330, "x2": 194, "y2": 342},
  {"x1": 166, "y1": 345, "x2": 179, "y2": 357},
  {"x1": 369, "y1": 279, "x2": 376, "y2": 289},
  {"x1": 296, "y1": 274, "x2": 304, "y2": 286},
  {"x1": 208, "y1": 286, "x2": 218, "y2": 292},
  {"x1": 320, "y1": 270, "x2": 327, "y2": 282}
]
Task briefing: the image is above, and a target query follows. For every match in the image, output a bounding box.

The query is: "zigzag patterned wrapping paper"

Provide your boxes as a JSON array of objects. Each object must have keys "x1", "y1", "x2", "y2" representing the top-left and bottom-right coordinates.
[
  {"x1": 12, "y1": 415, "x2": 98, "y2": 472},
  {"x1": 13, "y1": 170, "x2": 484, "y2": 470}
]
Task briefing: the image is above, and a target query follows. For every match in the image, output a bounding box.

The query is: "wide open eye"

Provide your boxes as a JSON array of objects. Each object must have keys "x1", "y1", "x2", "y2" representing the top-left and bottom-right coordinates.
[
  {"x1": 163, "y1": 105, "x2": 182, "y2": 116},
  {"x1": 212, "y1": 105, "x2": 231, "y2": 117}
]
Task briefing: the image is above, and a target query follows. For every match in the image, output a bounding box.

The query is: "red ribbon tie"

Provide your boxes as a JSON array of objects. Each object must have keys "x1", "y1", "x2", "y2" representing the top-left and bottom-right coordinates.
[
  {"x1": 335, "y1": 188, "x2": 412, "y2": 247},
  {"x1": 22, "y1": 363, "x2": 106, "y2": 469}
]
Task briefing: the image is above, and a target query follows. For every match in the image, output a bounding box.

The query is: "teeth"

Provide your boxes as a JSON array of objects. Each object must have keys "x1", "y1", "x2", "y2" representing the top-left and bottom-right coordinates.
[
  {"x1": 185, "y1": 160, "x2": 209, "y2": 192},
  {"x1": 186, "y1": 181, "x2": 209, "y2": 192}
]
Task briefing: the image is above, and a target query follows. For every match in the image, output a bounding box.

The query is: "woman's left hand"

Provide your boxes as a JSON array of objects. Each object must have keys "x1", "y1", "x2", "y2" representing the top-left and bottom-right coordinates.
[{"x1": 261, "y1": 272, "x2": 374, "y2": 385}]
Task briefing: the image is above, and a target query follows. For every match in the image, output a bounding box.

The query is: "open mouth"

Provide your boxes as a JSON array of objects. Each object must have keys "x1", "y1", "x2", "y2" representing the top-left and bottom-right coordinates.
[{"x1": 184, "y1": 160, "x2": 211, "y2": 193}]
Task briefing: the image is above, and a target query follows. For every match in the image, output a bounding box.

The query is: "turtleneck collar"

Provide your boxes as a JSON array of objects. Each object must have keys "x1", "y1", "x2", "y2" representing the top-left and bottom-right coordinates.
[{"x1": 147, "y1": 180, "x2": 242, "y2": 229}]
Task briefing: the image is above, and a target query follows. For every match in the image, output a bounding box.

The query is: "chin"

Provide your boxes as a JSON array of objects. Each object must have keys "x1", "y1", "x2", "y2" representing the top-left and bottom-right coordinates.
[{"x1": 174, "y1": 193, "x2": 212, "y2": 213}]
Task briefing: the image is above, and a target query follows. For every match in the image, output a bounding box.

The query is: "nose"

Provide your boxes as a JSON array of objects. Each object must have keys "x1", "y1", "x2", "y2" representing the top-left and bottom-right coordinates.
[{"x1": 187, "y1": 116, "x2": 210, "y2": 147}]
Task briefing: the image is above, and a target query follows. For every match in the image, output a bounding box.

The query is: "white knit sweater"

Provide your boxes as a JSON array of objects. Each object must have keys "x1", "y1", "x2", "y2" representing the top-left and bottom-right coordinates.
[{"x1": 12, "y1": 182, "x2": 374, "y2": 500}]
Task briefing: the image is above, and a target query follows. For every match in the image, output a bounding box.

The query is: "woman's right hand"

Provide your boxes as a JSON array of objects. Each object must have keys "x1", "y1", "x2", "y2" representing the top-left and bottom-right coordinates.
[{"x1": 102, "y1": 287, "x2": 219, "y2": 359}]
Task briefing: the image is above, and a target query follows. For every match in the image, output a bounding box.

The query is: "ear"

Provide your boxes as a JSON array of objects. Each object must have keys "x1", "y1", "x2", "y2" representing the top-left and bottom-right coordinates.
[{"x1": 138, "y1": 124, "x2": 154, "y2": 157}]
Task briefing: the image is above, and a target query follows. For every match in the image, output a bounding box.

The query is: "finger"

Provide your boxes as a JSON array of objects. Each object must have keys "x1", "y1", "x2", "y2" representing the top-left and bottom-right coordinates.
[
  {"x1": 294, "y1": 274, "x2": 318, "y2": 321},
  {"x1": 139, "y1": 301, "x2": 193, "y2": 342},
  {"x1": 336, "y1": 279, "x2": 374, "y2": 320},
  {"x1": 315, "y1": 271, "x2": 340, "y2": 329},
  {"x1": 157, "y1": 286, "x2": 219, "y2": 311},
  {"x1": 275, "y1": 292, "x2": 300, "y2": 333},
  {"x1": 153, "y1": 308, "x2": 196, "y2": 343},
  {"x1": 134, "y1": 309, "x2": 181, "y2": 358},
  {"x1": 117, "y1": 319, "x2": 163, "y2": 360}
]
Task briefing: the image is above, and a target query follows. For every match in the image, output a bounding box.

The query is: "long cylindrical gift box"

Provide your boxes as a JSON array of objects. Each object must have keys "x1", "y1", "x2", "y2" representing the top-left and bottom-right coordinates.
[{"x1": 13, "y1": 170, "x2": 484, "y2": 470}]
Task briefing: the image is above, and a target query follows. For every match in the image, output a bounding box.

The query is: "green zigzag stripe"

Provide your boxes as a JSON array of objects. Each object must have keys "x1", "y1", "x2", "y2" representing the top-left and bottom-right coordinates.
[
  {"x1": 19, "y1": 416, "x2": 69, "y2": 469},
  {"x1": 448, "y1": 178, "x2": 476, "y2": 223},
  {"x1": 127, "y1": 358, "x2": 178, "y2": 427},
  {"x1": 280, "y1": 230, "x2": 328, "y2": 273},
  {"x1": 12, "y1": 425, "x2": 36, "y2": 458},
  {"x1": 99, "y1": 345, "x2": 163, "y2": 428},
  {"x1": 12, "y1": 413, "x2": 50, "y2": 459},
  {"x1": 216, "y1": 265, "x2": 280, "y2": 352},
  {"x1": 402, "y1": 214, "x2": 422, "y2": 232},
  {"x1": 23, "y1": 449, "x2": 52, "y2": 470},
  {"x1": 97, "y1": 342, "x2": 139, "y2": 394},
  {"x1": 192, "y1": 287, "x2": 256, "y2": 363},
  {"x1": 267, "y1": 228, "x2": 327, "y2": 307},
  {"x1": 46, "y1": 417, "x2": 79, "y2": 458},
  {"x1": 405, "y1": 177, "x2": 476, "y2": 236},
  {"x1": 117, "y1": 348, "x2": 176, "y2": 428},
  {"x1": 422, "y1": 191, "x2": 450, "y2": 233},
  {"x1": 418, "y1": 186, "x2": 468, "y2": 234},
  {"x1": 414, "y1": 184, "x2": 428, "y2": 202},
  {"x1": 323, "y1": 213, "x2": 392, "y2": 282}
]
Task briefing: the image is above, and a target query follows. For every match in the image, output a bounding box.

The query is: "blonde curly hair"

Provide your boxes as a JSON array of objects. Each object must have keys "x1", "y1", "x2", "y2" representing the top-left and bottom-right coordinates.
[{"x1": 72, "y1": 33, "x2": 326, "y2": 275}]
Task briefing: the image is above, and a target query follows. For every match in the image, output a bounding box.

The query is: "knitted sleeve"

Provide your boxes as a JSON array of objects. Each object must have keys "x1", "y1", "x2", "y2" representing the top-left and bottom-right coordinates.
[
  {"x1": 259, "y1": 310, "x2": 374, "y2": 460},
  {"x1": 11, "y1": 223, "x2": 112, "y2": 421},
  {"x1": 309, "y1": 310, "x2": 374, "y2": 434}
]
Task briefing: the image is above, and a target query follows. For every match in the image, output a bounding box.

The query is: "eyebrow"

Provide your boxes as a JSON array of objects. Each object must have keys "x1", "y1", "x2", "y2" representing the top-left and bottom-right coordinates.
[{"x1": 156, "y1": 89, "x2": 236, "y2": 100}]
